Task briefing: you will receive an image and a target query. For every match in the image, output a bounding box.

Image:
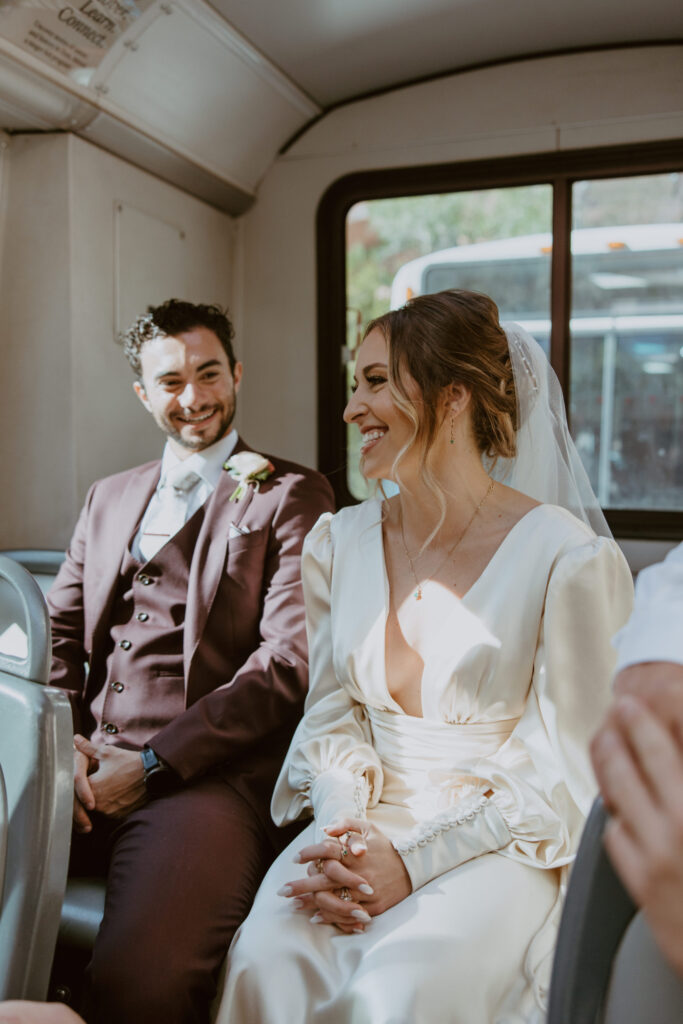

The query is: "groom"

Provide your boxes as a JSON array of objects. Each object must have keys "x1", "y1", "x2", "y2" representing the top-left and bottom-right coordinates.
[{"x1": 47, "y1": 299, "x2": 334, "y2": 1024}]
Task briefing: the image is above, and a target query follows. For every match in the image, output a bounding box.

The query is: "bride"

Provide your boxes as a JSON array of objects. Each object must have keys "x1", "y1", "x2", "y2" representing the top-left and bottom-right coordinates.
[{"x1": 215, "y1": 289, "x2": 633, "y2": 1023}]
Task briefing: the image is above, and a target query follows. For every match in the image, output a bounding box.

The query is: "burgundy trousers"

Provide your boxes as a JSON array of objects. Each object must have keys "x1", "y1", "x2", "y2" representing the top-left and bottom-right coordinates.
[{"x1": 69, "y1": 776, "x2": 275, "y2": 1024}]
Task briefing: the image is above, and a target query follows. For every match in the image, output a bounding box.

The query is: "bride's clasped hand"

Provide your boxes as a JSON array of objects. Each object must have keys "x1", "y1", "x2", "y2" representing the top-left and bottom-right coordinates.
[{"x1": 279, "y1": 819, "x2": 412, "y2": 932}]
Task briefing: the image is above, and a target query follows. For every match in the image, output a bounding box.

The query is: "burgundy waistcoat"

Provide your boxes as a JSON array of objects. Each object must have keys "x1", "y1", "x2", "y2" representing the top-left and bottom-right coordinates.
[{"x1": 86, "y1": 507, "x2": 205, "y2": 750}]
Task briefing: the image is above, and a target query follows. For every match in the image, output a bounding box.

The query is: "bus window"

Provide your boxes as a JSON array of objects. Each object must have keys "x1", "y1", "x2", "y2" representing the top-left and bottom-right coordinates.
[
  {"x1": 570, "y1": 175, "x2": 683, "y2": 512},
  {"x1": 344, "y1": 175, "x2": 682, "y2": 521}
]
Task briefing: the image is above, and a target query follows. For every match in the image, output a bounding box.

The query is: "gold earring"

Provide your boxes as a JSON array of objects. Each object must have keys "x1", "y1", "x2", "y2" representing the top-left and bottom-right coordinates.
[{"x1": 450, "y1": 411, "x2": 455, "y2": 445}]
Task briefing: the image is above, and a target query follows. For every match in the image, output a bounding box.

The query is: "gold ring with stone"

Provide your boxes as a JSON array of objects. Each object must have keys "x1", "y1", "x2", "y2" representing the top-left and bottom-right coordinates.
[
  {"x1": 315, "y1": 858, "x2": 325, "y2": 873},
  {"x1": 339, "y1": 887, "x2": 352, "y2": 902}
]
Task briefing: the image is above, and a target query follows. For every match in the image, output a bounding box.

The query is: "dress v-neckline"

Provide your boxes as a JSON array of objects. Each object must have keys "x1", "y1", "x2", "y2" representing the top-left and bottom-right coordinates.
[{"x1": 377, "y1": 502, "x2": 547, "y2": 717}]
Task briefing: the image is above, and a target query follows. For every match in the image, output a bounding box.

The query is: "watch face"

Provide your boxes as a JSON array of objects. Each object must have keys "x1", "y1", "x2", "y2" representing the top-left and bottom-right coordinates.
[
  {"x1": 141, "y1": 747, "x2": 160, "y2": 773},
  {"x1": 143, "y1": 755, "x2": 177, "y2": 798}
]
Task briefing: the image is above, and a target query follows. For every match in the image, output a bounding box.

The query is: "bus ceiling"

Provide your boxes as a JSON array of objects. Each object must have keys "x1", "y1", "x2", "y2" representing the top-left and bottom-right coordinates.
[{"x1": 0, "y1": 0, "x2": 680, "y2": 213}]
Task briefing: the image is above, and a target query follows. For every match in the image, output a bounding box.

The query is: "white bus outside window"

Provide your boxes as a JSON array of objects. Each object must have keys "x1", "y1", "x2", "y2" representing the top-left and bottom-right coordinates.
[{"x1": 387, "y1": 223, "x2": 683, "y2": 511}]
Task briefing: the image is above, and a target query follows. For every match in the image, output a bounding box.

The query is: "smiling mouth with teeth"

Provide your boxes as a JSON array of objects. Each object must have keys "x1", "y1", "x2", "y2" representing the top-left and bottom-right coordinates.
[
  {"x1": 360, "y1": 429, "x2": 386, "y2": 452},
  {"x1": 179, "y1": 409, "x2": 216, "y2": 424}
]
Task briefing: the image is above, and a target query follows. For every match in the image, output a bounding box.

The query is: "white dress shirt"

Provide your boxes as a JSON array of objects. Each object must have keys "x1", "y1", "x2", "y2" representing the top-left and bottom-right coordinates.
[
  {"x1": 132, "y1": 429, "x2": 238, "y2": 562},
  {"x1": 613, "y1": 542, "x2": 683, "y2": 671}
]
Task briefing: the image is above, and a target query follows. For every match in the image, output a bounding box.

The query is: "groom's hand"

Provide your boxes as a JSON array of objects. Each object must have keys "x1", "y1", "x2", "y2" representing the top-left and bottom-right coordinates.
[
  {"x1": 72, "y1": 735, "x2": 97, "y2": 833},
  {"x1": 73, "y1": 735, "x2": 147, "y2": 818}
]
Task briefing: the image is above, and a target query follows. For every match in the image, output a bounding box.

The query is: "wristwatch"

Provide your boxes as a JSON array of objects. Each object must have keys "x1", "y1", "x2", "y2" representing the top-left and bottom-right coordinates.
[{"x1": 140, "y1": 745, "x2": 178, "y2": 798}]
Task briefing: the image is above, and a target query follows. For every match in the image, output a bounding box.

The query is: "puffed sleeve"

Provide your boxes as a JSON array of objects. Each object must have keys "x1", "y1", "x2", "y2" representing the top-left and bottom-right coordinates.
[
  {"x1": 271, "y1": 513, "x2": 384, "y2": 840},
  {"x1": 394, "y1": 537, "x2": 633, "y2": 891}
]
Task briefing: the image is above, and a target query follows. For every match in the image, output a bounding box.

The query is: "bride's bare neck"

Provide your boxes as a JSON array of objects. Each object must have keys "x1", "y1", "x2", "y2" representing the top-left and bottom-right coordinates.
[{"x1": 386, "y1": 451, "x2": 492, "y2": 550}]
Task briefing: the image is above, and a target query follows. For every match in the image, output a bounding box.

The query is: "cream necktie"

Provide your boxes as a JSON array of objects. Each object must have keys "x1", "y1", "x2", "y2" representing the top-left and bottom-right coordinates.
[{"x1": 138, "y1": 464, "x2": 202, "y2": 562}]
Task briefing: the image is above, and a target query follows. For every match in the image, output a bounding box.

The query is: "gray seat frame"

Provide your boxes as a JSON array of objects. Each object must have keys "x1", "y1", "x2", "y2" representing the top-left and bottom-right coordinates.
[{"x1": 0, "y1": 554, "x2": 73, "y2": 1001}]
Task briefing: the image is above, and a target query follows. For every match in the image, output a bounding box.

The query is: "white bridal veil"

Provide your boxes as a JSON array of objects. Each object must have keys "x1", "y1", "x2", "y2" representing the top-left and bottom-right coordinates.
[{"x1": 490, "y1": 323, "x2": 611, "y2": 539}]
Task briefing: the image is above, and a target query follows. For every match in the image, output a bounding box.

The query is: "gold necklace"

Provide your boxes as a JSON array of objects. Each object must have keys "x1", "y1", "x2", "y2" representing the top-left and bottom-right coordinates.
[{"x1": 399, "y1": 477, "x2": 495, "y2": 601}]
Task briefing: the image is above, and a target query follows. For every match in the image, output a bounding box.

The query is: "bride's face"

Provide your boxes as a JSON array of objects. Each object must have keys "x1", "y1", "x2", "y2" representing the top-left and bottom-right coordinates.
[{"x1": 343, "y1": 328, "x2": 419, "y2": 481}]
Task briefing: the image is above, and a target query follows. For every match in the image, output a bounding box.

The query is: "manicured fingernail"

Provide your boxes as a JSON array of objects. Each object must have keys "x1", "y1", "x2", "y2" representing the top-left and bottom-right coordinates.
[
  {"x1": 352, "y1": 926, "x2": 365, "y2": 933},
  {"x1": 291, "y1": 898, "x2": 306, "y2": 910},
  {"x1": 277, "y1": 885, "x2": 293, "y2": 897},
  {"x1": 351, "y1": 844, "x2": 365, "y2": 855},
  {"x1": 292, "y1": 853, "x2": 302, "y2": 863},
  {"x1": 358, "y1": 883, "x2": 373, "y2": 895},
  {"x1": 351, "y1": 909, "x2": 371, "y2": 922},
  {"x1": 310, "y1": 913, "x2": 324, "y2": 924}
]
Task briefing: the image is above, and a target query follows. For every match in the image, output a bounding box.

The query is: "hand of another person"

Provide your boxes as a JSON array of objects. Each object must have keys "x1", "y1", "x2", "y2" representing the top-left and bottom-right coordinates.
[
  {"x1": 0, "y1": 1002, "x2": 85, "y2": 1024},
  {"x1": 591, "y1": 693, "x2": 683, "y2": 976},
  {"x1": 72, "y1": 737, "x2": 97, "y2": 834},
  {"x1": 613, "y1": 662, "x2": 683, "y2": 741},
  {"x1": 73, "y1": 735, "x2": 146, "y2": 819}
]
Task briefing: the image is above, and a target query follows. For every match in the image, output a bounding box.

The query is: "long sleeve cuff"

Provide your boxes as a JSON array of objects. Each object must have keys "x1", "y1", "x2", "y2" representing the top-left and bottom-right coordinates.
[
  {"x1": 311, "y1": 768, "x2": 370, "y2": 842},
  {"x1": 391, "y1": 794, "x2": 511, "y2": 891}
]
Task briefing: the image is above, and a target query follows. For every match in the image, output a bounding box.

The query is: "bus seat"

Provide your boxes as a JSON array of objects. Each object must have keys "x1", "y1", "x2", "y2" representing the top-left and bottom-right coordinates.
[
  {"x1": 0, "y1": 552, "x2": 66, "y2": 598},
  {"x1": 0, "y1": 556, "x2": 73, "y2": 1002},
  {"x1": 547, "y1": 797, "x2": 683, "y2": 1022},
  {"x1": 604, "y1": 912, "x2": 683, "y2": 1023},
  {"x1": 0, "y1": 552, "x2": 106, "y2": 1000}
]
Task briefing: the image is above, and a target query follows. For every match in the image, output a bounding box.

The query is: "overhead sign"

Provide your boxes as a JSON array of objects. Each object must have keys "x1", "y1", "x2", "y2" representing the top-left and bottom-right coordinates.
[{"x1": 0, "y1": 0, "x2": 154, "y2": 78}]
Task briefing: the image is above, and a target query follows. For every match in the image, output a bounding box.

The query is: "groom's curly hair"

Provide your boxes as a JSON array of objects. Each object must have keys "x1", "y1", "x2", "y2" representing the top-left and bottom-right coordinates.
[{"x1": 120, "y1": 299, "x2": 237, "y2": 380}]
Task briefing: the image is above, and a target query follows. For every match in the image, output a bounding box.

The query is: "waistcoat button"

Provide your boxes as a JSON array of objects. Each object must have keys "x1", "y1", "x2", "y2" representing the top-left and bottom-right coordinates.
[
  {"x1": 110, "y1": 682, "x2": 124, "y2": 693},
  {"x1": 119, "y1": 640, "x2": 132, "y2": 650},
  {"x1": 136, "y1": 612, "x2": 149, "y2": 622},
  {"x1": 104, "y1": 723, "x2": 119, "y2": 734}
]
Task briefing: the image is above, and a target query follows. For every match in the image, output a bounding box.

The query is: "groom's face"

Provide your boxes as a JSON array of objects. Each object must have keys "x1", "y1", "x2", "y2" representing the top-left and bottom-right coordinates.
[{"x1": 133, "y1": 327, "x2": 243, "y2": 458}]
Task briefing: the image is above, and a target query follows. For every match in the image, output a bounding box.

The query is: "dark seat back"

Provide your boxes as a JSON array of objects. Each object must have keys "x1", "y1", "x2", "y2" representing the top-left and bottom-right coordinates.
[{"x1": 548, "y1": 796, "x2": 683, "y2": 1023}]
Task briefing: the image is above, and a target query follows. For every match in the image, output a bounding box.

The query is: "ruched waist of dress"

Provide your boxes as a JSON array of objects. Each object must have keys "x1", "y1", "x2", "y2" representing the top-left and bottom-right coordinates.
[{"x1": 366, "y1": 705, "x2": 518, "y2": 772}]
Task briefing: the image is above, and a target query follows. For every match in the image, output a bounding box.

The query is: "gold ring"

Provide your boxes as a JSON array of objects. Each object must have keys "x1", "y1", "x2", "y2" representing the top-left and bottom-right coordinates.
[
  {"x1": 340, "y1": 846, "x2": 349, "y2": 858},
  {"x1": 339, "y1": 887, "x2": 352, "y2": 902},
  {"x1": 315, "y1": 858, "x2": 325, "y2": 873}
]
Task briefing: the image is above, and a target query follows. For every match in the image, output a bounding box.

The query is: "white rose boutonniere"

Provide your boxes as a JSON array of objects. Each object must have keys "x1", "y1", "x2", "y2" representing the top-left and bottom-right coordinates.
[{"x1": 223, "y1": 451, "x2": 275, "y2": 502}]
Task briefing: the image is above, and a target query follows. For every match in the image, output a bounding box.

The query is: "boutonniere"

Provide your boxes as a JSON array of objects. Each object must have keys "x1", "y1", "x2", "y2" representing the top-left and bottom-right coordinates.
[{"x1": 223, "y1": 451, "x2": 275, "y2": 502}]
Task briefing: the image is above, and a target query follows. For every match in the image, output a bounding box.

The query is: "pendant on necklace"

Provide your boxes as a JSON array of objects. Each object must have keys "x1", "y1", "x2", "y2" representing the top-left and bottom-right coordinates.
[{"x1": 414, "y1": 586, "x2": 423, "y2": 601}]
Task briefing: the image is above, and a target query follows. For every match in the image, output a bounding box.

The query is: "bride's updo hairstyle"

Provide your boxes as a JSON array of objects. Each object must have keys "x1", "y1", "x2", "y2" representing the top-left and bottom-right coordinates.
[{"x1": 365, "y1": 290, "x2": 518, "y2": 494}]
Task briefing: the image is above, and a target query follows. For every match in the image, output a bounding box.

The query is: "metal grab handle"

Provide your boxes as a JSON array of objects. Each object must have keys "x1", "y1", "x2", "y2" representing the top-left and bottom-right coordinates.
[{"x1": 0, "y1": 554, "x2": 51, "y2": 683}]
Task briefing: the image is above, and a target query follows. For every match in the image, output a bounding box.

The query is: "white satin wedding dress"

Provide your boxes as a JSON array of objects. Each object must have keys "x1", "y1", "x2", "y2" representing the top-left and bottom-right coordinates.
[{"x1": 214, "y1": 498, "x2": 632, "y2": 1024}]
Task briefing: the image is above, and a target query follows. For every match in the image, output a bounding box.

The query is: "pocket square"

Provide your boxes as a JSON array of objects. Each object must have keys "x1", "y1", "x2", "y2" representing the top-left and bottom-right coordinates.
[{"x1": 229, "y1": 523, "x2": 251, "y2": 538}]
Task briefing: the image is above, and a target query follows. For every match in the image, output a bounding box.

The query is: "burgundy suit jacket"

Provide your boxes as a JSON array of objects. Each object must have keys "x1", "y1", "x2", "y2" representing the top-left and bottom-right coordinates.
[{"x1": 47, "y1": 437, "x2": 335, "y2": 830}]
